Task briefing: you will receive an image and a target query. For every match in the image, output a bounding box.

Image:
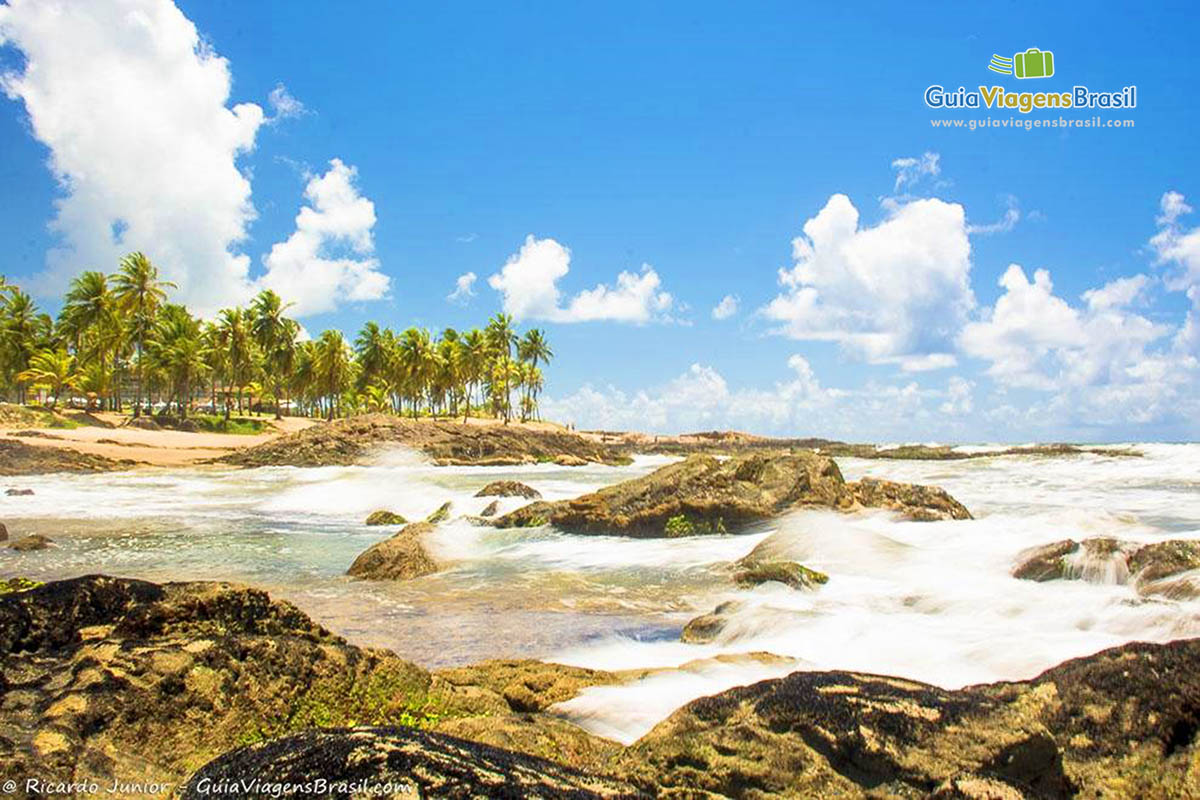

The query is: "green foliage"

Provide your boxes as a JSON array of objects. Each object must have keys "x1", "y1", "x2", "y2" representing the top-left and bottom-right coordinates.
[
  {"x1": 664, "y1": 514, "x2": 727, "y2": 537},
  {"x1": 0, "y1": 576, "x2": 44, "y2": 595}
]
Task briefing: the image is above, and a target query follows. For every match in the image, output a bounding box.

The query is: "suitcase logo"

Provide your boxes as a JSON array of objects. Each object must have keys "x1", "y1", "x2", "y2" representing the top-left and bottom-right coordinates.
[{"x1": 988, "y1": 48, "x2": 1055, "y2": 79}]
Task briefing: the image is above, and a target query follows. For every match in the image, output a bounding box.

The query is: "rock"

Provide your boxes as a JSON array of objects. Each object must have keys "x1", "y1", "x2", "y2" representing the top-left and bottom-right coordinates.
[
  {"x1": 680, "y1": 601, "x2": 742, "y2": 644},
  {"x1": 0, "y1": 576, "x2": 482, "y2": 793},
  {"x1": 217, "y1": 414, "x2": 630, "y2": 468},
  {"x1": 0, "y1": 522, "x2": 7, "y2": 541},
  {"x1": 733, "y1": 560, "x2": 828, "y2": 589},
  {"x1": 425, "y1": 501, "x2": 452, "y2": 524},
  {"x1": 846, "y1": 476, "x2": 973, "y2": 521},
  {"x1": 435, "y1": 659, "x2": 619, "y2": 714},
  {"x1": 9, "y1": 534, "x2": 53, "y2": 551},
  {"x1": 364, "y1": 510, "x2": 407, "y2": 526},
  {"x1": 496, "y1": 453, "x2": 971, "y2": 536},
  {"x1": 126, "y1": 416, "x2": 160, "y2": 430},
  {"x1": 1012, "y1": 538, "x2": 1200, "y2": 598},
  {"x1": 480, "y1": 500, "x2": 500, "y2": 517},
  {"x1": 1012, "y1": 539, "x2": 1080, "y2": 581},
  {"x1": 555, "y1": 454, "x2": 589, "y2": 466},
  {"x1": 475, "y1": 480, "x2": 542, "y2": 499},
  {"x1": 6, "y1": 488, "x2": 34, "y2": 496},
  {"x1": 347, "y1": 522, "x2": 439, "y2": 581},
  {"x1": 1129, "y1": 540, "x2": 1200, "y2": 584},
  {"x1": 180, "y1": 727, "x2": 640, "y2": 800},
  {"x1": 0, "y1": 439, "x2": 137, "y2": 476},
  {"x1": 617, "y1": 638, "x2": 1200, "y2": 798}
]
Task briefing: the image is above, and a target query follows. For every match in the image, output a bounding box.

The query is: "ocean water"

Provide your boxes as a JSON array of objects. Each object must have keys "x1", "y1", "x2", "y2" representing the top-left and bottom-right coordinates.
[{"x1": 2, "y1": 443, "x2": 1199, "y2": 744}]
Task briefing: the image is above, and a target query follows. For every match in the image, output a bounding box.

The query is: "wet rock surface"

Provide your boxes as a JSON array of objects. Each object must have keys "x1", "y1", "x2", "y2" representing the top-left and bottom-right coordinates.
[
  {"x1": 1013, "y1": 537, "x2": 1200, "y2": 598},
  {"x1": 217, "y1": 414, "x2": 629, "y2": 468},
  {"x1": 8, "y1": 534, "x2": 53, "y2": 551},
  {"x1": 476, "y1": 480, "x2": 542, "y2": 499},
  {"x1": 496, "y1": 453, "x2": 971, "y2": 536},
  {"x1": 364, "y1": 510, "x2": 407, "y2": 526},
  {"x1": 346, "y1": 522, "x2": 440, "y2": 581},
  {"x1": 618, "y1": 639, "x2": 1200, "y2": 798},
  {"x1": 733, "y1": 560, "x2": 828, "y2": 589},
  {"x1": 0, "y1": 439, "x2": 138, "y2": 476}
]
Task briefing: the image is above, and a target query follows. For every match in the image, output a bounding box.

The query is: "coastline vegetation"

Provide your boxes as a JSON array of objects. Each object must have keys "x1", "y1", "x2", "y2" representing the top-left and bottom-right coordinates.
[{"x1": 0, "y1": 254, "x2": 552, "y2": 424}]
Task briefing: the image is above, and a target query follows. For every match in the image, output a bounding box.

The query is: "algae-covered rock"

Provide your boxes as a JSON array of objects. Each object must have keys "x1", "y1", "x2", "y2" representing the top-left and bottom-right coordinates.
[
  {"x1": 680, "y1": 601, "x2": 742, "y2": 644},
  {"x1": 1012, "y1": 538, "x2": 1200, "y2": 599},
  {"x1": 425, "y1": 501, "x2": 452, "y2": 524},
  {"x1": 0, "y1": 521, "x2": 7, "y2": 541},
  {"x1": 0, "y1": 576, "x2": 42, "y2": 595},
  {"x1": 475, "y1": 480, "x2": 542, "y2": 499},
  {"x1": 495, "y1": 453, "x2": 971, "y2": 536},
  {"x1": 734, "y1": 560, "x2": 828, "y2": 589},
  {"x1": 1129, "y1": 540, "x2": 1200, "y2": 584},
  {"x1": 617, "y1": 639, "x2": 1200, "y2": 799},
  {"x1": 347, "y1": 522, "x2": 439, "y2": 581},
  {"x1": 364, "y1": 510, "x2": 407, "y2": 526},
  {"x1": 1012, "y1": 539, "x2": 1080, "y2": 582},
  {"x1": 9, "y1": 534, "x2": 53, "y2": 552},
  {"x1": 480, "y1": 500, "x2": 500, "y2": 517}
]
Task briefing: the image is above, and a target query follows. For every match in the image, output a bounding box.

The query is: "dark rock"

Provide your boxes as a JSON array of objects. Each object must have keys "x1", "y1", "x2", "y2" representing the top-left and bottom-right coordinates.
[
  {"x1": 680, "y1": 601, "x2": 742, "y2": 644},
  {"x1": 347, "y1": 522, "x2": 439, "y2": 581},
  {"x1": 480, "y1": 500, "x2": 500, "y2": 517},
  {"x1": 496, "y1": 453, "x2": 970, "y2": 536},
  {"x1": 475, "y1": 480, "x2": 542, "y2": 500},
  {"x1": 6, "y1": 488, "x2": 34, "y2": 496},
  {"x1": 1012, "y1": 539, "x2": 1080, "y2": 581},
  {"x1": 126, "y1": 416, "x2": 160, "y2": 430},
  {"x1": 618, "y1": 639, "x2": 1200, "y2": 798},
  {"x1": 734, "y1": 560, "x2": 828, "y2": 589},
  {"x1": 1130, "y1": 540, "x2": 1200, "y2": 584},
  {"x1": 9, "y1": 534, "x2": 52, "y2": 551},
  {"x1": 364, "y1": 510, "x2": 407, "y2": 526},
  {"x1": 180, "y1": 727, "x2": 641, "y2": 799},
  {"x1": 425, "y1": 501, "x2": 452, "y2": 524},
  {"x1": 0, "y1": 521, "x2": 7, "y2": 541}
]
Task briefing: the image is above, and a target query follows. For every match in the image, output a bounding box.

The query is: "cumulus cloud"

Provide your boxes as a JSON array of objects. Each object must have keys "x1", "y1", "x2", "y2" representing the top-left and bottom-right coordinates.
[
  {"x1": 762, "y1": 193, "x2": 974, "y2": 371},
  {"x1": 711, "y1": 294, "x2": 739, "y2": 320},
  {"x1": 447, "y1": 271, "x2": 477, "y2": 304},
  {"x1": 0, "y1": 0, "x2": 265, "y2": 313},
  {"x1": 959, "y1": 264, "x2": 1187, "y2": 425},
  {"x1": 488, "y1": 235, "x2": 675, "y2": 323},
  {"x1": 258, "y1": 159, "x2": 389, "y2": 316},
  {"x1": 891, "y1": 152, "x2": 940, "y2": 192},
  {"x1": 540, "y1": 357, "x2": 974, "y2": 441},
  {"x1": 1151, "y1": 190, "x2": 1200, "y2": 291}
]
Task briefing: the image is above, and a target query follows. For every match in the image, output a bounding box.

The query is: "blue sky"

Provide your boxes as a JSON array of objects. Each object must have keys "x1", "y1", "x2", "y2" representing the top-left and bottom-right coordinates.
[{"x1": 2, "y1": 1, "x2": 1199, "y2": 441}]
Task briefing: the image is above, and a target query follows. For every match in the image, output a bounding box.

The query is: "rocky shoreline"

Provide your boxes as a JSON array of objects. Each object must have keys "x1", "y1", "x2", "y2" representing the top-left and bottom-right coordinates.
[{"x1": 2, "y1": 575, "x2": 1198, "y2": 798}]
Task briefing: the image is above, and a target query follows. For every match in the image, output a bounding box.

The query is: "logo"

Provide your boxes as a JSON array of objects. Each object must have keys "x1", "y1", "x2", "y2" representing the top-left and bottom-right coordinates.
[{"x1": 989, "y1": 48, "x2": 1055, "y2": 79}]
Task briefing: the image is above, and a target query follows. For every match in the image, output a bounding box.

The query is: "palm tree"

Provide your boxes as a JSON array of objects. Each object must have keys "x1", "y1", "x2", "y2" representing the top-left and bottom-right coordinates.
[
  {"x1": 1, "y1": 289, "x2": 40, "y2": 404},
  {"x1": 215, "y1": 307, "x2": 254, "y2": 419},
  {"x1": 485, "y1": 313, "x2": 517, "y2": 423},
  {"x1": 250, "y1": 289, "x2": 296, "y2": 419},
  {"x1": 60, "y1": 271, "x2": 119, "y2": 409},
  {"x1": 313, "y1": 329, "x2": 354, "y2": 419},
  {"x1": 354, "y1": 321, "x2": 390, "y2": 392},
  {"x1": 458, "y1": 328, "x2": 487, "y2": 422},
  {"x1": 17, "y1": 349, "x2": 81, "y2": 408},
  {"x1": 111, "y1": 252, "x2": 175, "y2": 417},
  {"x1": 517, "y1": 328, "x2": 552, "y2": 423},
  {"x1": 151, "y1": 305, "x2": 206, "y2": 418},
  {"x1": 398, "y1": 327, "x2": 438, "y2": 418}
]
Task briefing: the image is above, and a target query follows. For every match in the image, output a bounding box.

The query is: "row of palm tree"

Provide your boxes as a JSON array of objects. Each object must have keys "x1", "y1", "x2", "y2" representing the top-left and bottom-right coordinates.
[{"x1": 0, "y1": 254, "x2": 553, "y2": 423}]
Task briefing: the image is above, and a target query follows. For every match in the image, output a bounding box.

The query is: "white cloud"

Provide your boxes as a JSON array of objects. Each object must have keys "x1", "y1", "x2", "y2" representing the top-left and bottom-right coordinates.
[
  {"x1": 1151, "y1": 190, "x2": 1200, "y2": 291},
  {"x1": 267, "y1": 82, "x2": 306, "y2": 121},
  {"x1": 939, "y1": 376, "x2": 974, "y2": 416},
  {"x1": 711, "y1": 294, "x2": 739, "y2": 320},
  {"x1": 447, "y1": 271, "x2": 477, "y2": 304},
  {"x1": 959, "y1": 264, "x2": 1186, "y2": 424},
  {"x1": 488, "y1": 235, "x2": 675, "y2": 324},
  {"x1": 762, "y1": 193, "x2": 974, "y2": 371},
  {"x1": 540, "y1": 357, "x2": 973, "y2": 441},
  {"x1": 891, "y1": 152, "x2": 940, "y2": 192},
  {"x1": 0, "y1": 0, "x2": 265, "y2": 314},
  {"x1": 258, "y1": 159, "x2": 389, "y2": 316}
]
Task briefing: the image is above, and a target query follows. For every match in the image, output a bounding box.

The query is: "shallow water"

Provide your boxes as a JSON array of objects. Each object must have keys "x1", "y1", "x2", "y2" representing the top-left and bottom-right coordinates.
[{"x1": 3, "y1": 443, "x2": 1199, "y2": 744}]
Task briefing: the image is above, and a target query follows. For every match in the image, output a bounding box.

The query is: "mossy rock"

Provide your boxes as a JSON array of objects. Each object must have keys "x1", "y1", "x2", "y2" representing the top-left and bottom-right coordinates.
[
  {"x1": 365, "y1": 510, "x2": 407, "y2": 526},
  {"x1": 664, "y1": 514, "x2": 727, "y2": 537},
  {"x1": 734, "y1": 560, "x2": 828, "y2": 589},
  {"x1": 425, "y1": 502, "x2": 452, "y2": 524},
  {"x1": 0, "y1": 576, "x2": 43, "y2": 595},
  {"x1": 9, "y1": 534, "x2": 54, "y2": 552}
]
